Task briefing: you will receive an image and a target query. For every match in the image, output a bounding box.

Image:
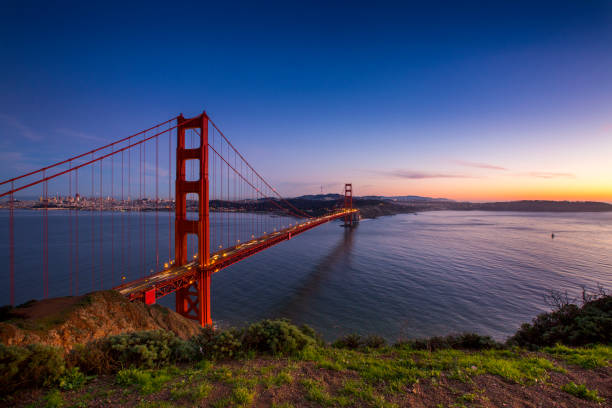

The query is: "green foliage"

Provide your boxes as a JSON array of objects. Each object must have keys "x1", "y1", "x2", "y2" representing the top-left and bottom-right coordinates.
[
  {"x1": 561, "y1": 382, "x2": 605, "y2": 402},
  {"x1": 170, "y1": 378, "x2": 212, "y2": 402},
  {"x1": 58, "y1": 367, "x2": 90, "y2": 391},
  {"x1": 301, "y1": 345, "x2": 562, "y2": 386},
  {"x1": 231, "y1": 385, "x2": 256, "y2": 406},
  {"x1": 333, "y1": 333, "x2": 387, "y2": 350},
  {"x1": 190, "y1": 326, "x2": 243, "y2": 359},
  {"x1": 509, "y1": 293, "x2": 612, "y2": 349},
  {"x1": 457, "y1": 393, "x2": 477, "y2": 402},
  {"x1": 262, "y1": 370, "x2": 294, "y2": 387},
  {"x1": 543, "y1": 344, "x2": 612, "y2": 368},
  {"x1": 0, "y1": 343, "x2": 65, "y2": 393},
  {"x1": 115, "y1": 367, "x2": 172, "y2": 394},
  {"x1": 43, "y1": 389, "x2": 64, "y2": 408},
  {"x1": 332, "y1": 333, "x2": 362, "y2": 350},
  {"x1": 301, "y1": 379, "x2": 351, "y2": 407},
  {"x1": 396, "y1": 333, "x2": 502, "y2": 351},
  {"x1": 242, "y1": 319, "x2": 316, "y2": 356},
  {"x1": 340, "y1": 379, "x2": 396, "y2": 407},
  {"x1": 70, "y1": 330, "x2": 196, "y2": 373},
  {"x1": 190, "y1": 319, "x2": 317, "y2": 359}
]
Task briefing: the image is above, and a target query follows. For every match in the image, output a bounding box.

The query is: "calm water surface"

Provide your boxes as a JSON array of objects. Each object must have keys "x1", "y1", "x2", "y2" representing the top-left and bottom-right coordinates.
[{"x1": 2, "y1": 210, "x2": 611, "y2": 341}]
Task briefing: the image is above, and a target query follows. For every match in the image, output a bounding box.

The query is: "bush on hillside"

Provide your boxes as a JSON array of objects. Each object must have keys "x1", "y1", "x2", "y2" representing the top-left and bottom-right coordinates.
[
  {"x1": 395, "y1": 333, "x2": 502, "y2": 351},
  {"x1": 69, "y1": 330, "x2": 196, "y2": 374},
  {"x1": 332, "y1": 333, "x2": 387, "y2": 350},
  {"x1": 508, "y1": 290, "x2": 612, "y2": 349},
  {"x1": 190, "y1": 326, "x2": 243, "y2": 359},
  {"x1": 242, "y1": 319, "x2": 317, "y2": 355},
  {"x1": 0, "y1": 343, "x2": 65, "y2": 393},
  {"x1": 190, "y1": 319, "x2": 318, "y2": 359}
]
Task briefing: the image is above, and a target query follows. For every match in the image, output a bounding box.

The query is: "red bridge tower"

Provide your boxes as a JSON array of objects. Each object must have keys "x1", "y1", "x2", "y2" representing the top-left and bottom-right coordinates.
[{"x1": 174, "y1": 112, "x2": 211, "y2": 326}]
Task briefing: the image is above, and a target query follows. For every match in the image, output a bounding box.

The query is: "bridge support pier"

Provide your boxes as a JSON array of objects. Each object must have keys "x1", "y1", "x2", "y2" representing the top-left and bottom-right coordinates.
[{"x1": 175, "y1": 112, "x2": 212, "y2": 327}]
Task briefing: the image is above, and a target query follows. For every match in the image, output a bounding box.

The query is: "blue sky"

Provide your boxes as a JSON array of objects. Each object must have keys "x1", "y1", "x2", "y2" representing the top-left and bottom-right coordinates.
[{"x1": 1, "y1": 1, "x2": 611, "y2": 200}]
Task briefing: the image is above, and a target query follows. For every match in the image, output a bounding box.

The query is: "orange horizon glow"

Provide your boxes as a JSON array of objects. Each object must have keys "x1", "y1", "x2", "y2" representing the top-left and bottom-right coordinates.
[{"x1": 350, "y1": 177, "x2": 612, "y2": 203}]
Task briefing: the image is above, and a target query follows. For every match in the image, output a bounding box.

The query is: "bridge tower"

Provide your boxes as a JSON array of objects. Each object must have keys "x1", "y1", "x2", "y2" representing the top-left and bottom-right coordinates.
[
  {"x1": 174, "y1": 112, "x2": 211, "y2": 326},
  {"x1": 344, "y1": 183, "x2": 353, "y2": 226}
]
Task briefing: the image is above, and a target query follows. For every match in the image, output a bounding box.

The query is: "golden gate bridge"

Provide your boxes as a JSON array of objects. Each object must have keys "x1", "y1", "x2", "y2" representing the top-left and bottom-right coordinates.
[{"x1": 0, "y1": 111, "x2": 359, "y2": 326}]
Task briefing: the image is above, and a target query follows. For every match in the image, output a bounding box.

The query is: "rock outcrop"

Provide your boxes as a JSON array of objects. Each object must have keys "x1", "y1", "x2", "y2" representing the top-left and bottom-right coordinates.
[{"x1": 0, "y1": 290, "x2": 201, "y2": 351}]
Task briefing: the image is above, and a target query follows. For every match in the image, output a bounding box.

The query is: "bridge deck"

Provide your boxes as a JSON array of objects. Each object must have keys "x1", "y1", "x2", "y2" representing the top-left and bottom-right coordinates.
[{"x1": 115, "y1": 209, "x2": 359, "y2": 302}]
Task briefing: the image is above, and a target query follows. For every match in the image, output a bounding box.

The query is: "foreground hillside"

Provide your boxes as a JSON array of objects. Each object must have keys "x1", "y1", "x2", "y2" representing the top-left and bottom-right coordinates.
[
  {"x1": 0, "y1": 291, "x2": 610, "y2": 407},
  {"x1": 0, "y1": 291, "x2": 201, "y2": 351}
]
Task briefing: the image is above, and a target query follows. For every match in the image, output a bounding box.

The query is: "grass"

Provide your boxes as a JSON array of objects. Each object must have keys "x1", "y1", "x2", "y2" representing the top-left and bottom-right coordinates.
[
  {"x1": 543, "y1": 344, "x2": 612, "y2": 368},
  {"x1": 262, "y1": 370, "x2": 294, "y2": 387},
  {"x1": 169, "y1": 378, "x2": 213, "y2": 402},
  {"x1": 14, "y1": 343, "x2": 610, "y2": 408},
  {"x1": 115, "y1": 367, "x2": 173, "y2": 395},
  {"x1": 301, "y1": 378, "x2": 352, "y2": 407},
  {"x1": 340, "y1": 379, "x2": 397, "y2": 408},
  {"x1": 210, "y1": 384, "x2": 257, "y2": 408},
  {"x1": 298, "y1": 345, "x2": 564, "y2": 386},
  {"x1": 43, "y1": 389, "x2": 64, "y2": 408},
  {"x1": 561, "y1": 382, "x2": 605, "y2": 402}
]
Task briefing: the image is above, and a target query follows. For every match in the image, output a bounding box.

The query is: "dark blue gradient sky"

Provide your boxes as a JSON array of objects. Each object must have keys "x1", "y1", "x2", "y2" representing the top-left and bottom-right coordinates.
[{"x1": 1, "y1": 1, "x2": 611, "y2": 200}]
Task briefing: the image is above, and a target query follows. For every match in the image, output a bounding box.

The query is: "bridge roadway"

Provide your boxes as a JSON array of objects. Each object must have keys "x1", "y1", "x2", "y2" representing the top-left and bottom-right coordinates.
[{"x1": 115, "y1": 209, "x2": 359, "y2": 302}]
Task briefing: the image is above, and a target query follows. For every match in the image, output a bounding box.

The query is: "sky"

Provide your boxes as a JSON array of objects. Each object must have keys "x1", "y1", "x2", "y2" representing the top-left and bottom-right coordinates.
[{"x1": 1, "y1": 1, "x2": 611, "y2": 201}]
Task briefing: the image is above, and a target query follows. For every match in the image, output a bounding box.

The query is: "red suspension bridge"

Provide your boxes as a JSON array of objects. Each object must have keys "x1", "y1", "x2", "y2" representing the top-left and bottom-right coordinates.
[{"x1": 0, "y1": 111, "x2": 358, "y2": 326}]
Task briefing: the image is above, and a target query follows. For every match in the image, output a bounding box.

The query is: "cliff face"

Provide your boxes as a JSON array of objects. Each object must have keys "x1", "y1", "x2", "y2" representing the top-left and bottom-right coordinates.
[{"x1": 0, "y1": 290, "x2": 201, "y2": 351}]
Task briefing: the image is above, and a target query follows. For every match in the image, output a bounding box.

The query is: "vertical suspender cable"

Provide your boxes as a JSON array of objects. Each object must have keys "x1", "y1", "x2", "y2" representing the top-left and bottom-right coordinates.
[
  {"x1": 139, "y1": 141, "x2": 143, "y2": 277},
  {"x1": 155, "y1": 133, "x2": 159, "y2": 271},
  {"x1": 99, "y1": 158, "x2": 103, "y2": 289},
  {"x1": 9, "y1": 181, "x2": 14, "y2": 305},
  {"x1": 168, "y1": 123, "x2": 172, "y2": 264},
  {"x1": 91, "y1": 154, "x2": 95, "y2": 290},
  {"x1": 43, "y1": 171, "x2": 48, "y2": 298},
  {"x1": 128, "y1": 146, "x2": 131, "y2": 280},
  {"x1": 143, "y1": 135, "x2": 147, "y2": 274},
  {"x1": 75, "y1": 169, "x2": 79, "y2": 294},
  {"x1": 111, "y1": 148, "x2": 114, "y2": 284},
  {"x1": 121, "y1": 150, "x2": 124, "y2": 281},
  {"x1": 69, "y1": 161, "x2": 73, "y2": 296}
]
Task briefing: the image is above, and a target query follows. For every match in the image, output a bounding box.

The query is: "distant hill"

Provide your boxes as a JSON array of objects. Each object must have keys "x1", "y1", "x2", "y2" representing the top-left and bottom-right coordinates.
[
  {"x1": 466, "y1": 200, "x2": 612, "y2": 212},
  {"x1": 295, "y1": 194, "x2": 343, "y2": 201},
  {"x1": 384, "y1": 195, "x2": 452, "y2": 202},
  {"x1": 296, "y1": 194, "x2": 451, "y2": 202}
]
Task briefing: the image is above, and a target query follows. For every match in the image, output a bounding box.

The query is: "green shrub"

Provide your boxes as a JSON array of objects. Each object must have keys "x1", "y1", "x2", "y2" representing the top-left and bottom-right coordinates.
[
  {"x1": 43, "y1": 389, "x2": 64, "y2": 408},
  {"x1": 395, "y1": 333, "x2": 501, "y2": 351},
  {"x1": 332, "y1": 333, "x2": 362, "y2": 350},
  {"x1": 561, "y1": 382, "x2": 605, "y2": 402},
  {"x1": 58, "y1": 367, "x2": 90, "y2": 391},
  {"x1": 298, "y1": 324, "x2": 325, "y2": 346},
  {"x1": 190, "y1": 319, "x2": 319, "y2": 359},
  {"x1": 69, "y1": 330, "x2": 196, "y2": 374},
  {"x1": 362, "y1": 335, "x2": 386, "y2": 349},
  {"x1": 0, "y1": 343, "x2": 65, "y2": 393},
  {"x1": 67, "y1": 342, "x2": 111, "y2": 374},
  {"x1": 509, "y1": 293, "x2": 611, "y2": 349},
  {"x1": 333, "y1": 333, "x2": 387, "y2": 350},
  {"x1": 242, "y1": 319, "x2": 316, "y2": 356},
  {"x1": 190, "y1": 326, "x2": 243, "y2": 359}
]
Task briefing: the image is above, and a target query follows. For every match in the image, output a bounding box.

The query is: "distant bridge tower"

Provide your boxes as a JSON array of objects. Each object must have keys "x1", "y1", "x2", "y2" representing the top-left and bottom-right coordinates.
[
  {"x1": 344, "y1": 183, "x2": 354, "y2": 226},
  {"x1": 174, "y1": 112, "x2": 211, "y2": 326}
]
